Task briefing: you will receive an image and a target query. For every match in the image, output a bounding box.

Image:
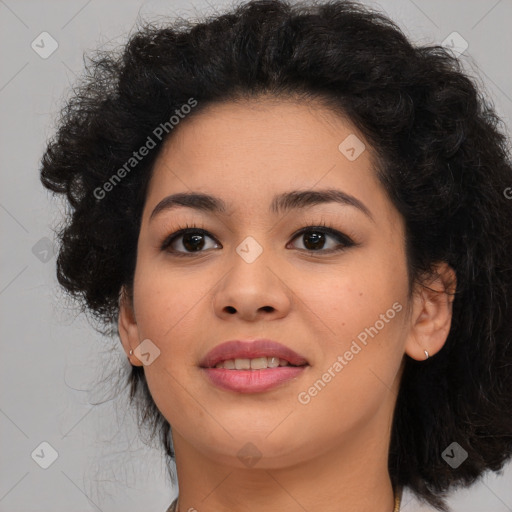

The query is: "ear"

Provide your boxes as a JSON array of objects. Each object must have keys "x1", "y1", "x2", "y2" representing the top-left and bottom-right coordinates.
[
  {"x1": 405, "y1": 262, "x2": 456, "y2": 361},
  {"x1": 118, "y1": 286, "x2": 143, "y2": 367}
]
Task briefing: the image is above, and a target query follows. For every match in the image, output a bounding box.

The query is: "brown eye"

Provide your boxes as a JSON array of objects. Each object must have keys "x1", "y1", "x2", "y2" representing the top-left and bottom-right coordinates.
[
  {"x1": 161, "y1": 228, "x2": 220, "y2": 255},
  {"x1": 289, "y1": 227, "x2": 355, "y2": 253}
]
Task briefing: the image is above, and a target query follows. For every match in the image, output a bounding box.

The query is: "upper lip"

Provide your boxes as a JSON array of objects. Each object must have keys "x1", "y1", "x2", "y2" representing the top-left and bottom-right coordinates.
[{"x1": 199, "y1": 339, "x2": 309, "y2": 368}]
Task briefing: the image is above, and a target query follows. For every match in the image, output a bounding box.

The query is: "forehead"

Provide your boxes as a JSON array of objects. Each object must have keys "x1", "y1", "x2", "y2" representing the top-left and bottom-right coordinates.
[
  {"x1": 144, "y1": 97, "x2": 393, "y2": 224},
  {"x1": 161, "y1": 97, "x2": 365, "y2": 159}
]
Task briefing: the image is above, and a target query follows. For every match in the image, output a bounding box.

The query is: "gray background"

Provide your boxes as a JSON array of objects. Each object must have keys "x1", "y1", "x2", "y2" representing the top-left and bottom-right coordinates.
[{"x1": 1, "y1": 0, "x2": 511, "y2": 511}]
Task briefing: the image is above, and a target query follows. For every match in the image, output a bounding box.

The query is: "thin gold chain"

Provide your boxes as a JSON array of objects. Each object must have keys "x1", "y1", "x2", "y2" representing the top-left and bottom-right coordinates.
[
  {"x1": 171, "y1": 486, "x2": 402, "y2": 512},
  {"x1": 394, "y1": 486, "x2": 402, "y2": 512}
]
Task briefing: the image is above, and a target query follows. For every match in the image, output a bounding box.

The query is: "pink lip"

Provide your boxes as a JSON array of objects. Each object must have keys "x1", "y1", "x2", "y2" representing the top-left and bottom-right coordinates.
[
  {"x1": 202, "y1": 366, "x2": 308, "y2": 393},
  {"x1": 199, "y1": 339, "x2": 309, "y2": 393},
  {"x1": 199, "y1": 339, "x2": 308, "y2": 368}
]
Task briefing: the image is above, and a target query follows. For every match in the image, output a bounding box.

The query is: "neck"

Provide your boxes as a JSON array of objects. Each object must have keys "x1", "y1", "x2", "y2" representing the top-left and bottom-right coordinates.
[{"x1": 171, "y1": 407, "x2": 397, "y2": 512}]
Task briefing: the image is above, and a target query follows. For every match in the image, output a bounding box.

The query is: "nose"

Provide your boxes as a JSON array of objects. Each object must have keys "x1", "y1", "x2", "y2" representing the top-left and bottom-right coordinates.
[{"x1": 212, "y1": 247, "x2": 292, "y2": 322}]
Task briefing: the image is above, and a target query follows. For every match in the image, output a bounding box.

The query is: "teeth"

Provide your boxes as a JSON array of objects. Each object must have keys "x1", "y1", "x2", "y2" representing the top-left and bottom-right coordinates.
[
  {"x1": 214, "y1": 356, "x2": 291, "y2": 369},
  {"x1": 223, "y1": 359, "x2": 235, "y2": 369},
  {"x1": 235, "y1": 358, "x2": 251, "y2": 370},
  {"x1": 267, "y1": 357, "x2": 280, "y2": 368},
  {"x1": 250, "y1": 357, "x2": 267, "y2": 370}
]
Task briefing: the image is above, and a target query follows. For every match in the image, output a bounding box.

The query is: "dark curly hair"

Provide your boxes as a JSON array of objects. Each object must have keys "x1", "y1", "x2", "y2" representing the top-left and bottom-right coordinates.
[{"x1": 40, "y1": 0, "x2": 512, "y2": 510}]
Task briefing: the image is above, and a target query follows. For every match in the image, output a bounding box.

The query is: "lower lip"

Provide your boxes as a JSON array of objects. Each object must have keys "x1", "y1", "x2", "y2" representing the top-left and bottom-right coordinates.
[{"x1": 201, "y1": 366, "x2": 308, "y2": 393}]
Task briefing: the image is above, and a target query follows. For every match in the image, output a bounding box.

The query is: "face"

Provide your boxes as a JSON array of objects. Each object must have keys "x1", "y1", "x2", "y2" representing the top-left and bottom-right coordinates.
[{"x1": 120, "y1": 97, "x2": 418, "y2": 469}]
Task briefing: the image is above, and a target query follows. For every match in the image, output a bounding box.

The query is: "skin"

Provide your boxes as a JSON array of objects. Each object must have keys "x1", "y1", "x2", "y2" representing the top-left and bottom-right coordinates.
[{"x1": 119, "y1": 97, "x2": 456, "y2": 512}]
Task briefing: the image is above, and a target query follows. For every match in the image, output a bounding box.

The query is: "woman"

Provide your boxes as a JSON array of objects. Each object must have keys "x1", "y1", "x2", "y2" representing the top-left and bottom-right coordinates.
[{"x1": 40, "y1": 1, "x2": 512, "y2": 511}]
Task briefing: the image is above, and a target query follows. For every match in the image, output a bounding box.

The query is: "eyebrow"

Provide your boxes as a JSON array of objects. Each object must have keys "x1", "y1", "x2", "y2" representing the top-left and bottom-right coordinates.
[{"x1": 149, "y1": 189, "x2": 374, "y2": 222}]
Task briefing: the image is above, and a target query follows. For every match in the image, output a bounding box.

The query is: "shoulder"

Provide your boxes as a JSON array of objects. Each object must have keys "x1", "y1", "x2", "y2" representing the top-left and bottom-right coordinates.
[
  {"x1": 165, "y1": 490, "x2": 441, "y2": 512},
  {"x1": 400, "y1": 487, "x2": 443, "y2": 512}
]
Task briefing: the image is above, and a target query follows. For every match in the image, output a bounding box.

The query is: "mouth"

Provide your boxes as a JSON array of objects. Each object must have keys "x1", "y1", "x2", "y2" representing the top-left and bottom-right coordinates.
[
  {"x1": 199, "y1": 339, "x2": 309, "y2": 369},
  {"x1": 209, "y1": 356, "x2": 307, "y2": 370},
  {"x1": 199, "y1": 339, "x2": 310, "y2": 393}
]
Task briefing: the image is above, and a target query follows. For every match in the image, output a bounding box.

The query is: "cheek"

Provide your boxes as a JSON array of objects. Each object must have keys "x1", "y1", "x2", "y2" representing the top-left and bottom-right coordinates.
[
  {"x1": 295, "y1": 252, "x2": 409, "y2": 405},
  {"x1": 297, "y1": 257, "x2": 408, "y2": 339},
  {"x1": 132, "y1": 254, "x2": 203, "y2": 341},
  {"x1": 293, "y1": 278, "x2": 407, "y2": 444},
  {"x1": 131, "y1": 260, "x2": 204, "y2": 423}
]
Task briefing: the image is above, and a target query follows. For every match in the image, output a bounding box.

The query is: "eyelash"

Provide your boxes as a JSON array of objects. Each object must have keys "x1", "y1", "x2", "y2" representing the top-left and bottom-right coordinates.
[{"x1": 159, "y1": 221, "x2": 358, "y2": 257}]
